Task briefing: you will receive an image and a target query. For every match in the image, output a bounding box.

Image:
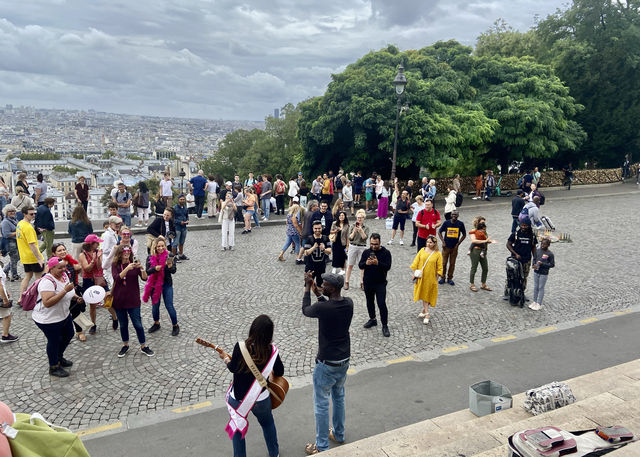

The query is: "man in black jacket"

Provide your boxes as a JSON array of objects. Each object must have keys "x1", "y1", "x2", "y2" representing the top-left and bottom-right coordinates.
[
  {"x1": 35, "y1": 197, "x2": 55, "y2": 257},
  {"x1": 510, "y1": 190, "x2": 526, "y2": 234},
  {"x1": 358, "y1": 233, "x2": 392, "y2": 337},
  {"x1": 146, "y1": 208, "x2": 176, "y2": 254},
  {"x1": 302, "y1": 272, "x2": 353, "y2": 454}
]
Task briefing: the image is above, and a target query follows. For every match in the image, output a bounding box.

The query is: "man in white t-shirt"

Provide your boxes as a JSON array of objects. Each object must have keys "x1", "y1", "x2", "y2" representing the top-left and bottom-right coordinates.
[
  {"x1": 0, "y1": 268, "x2": 19, "y2": 343},
  {"x1": 160, "y1": 173, "x2": 174, "y2": 207}
]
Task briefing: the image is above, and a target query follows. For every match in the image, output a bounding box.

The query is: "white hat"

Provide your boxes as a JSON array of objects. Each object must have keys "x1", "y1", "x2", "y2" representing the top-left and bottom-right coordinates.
[{"x1": 225, "y1": 181, "x2": 232, "y2": 186}]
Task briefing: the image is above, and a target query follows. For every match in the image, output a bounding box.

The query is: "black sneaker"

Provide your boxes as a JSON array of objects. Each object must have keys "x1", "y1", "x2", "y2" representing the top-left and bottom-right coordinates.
[
  {"x1": 141, "y1": 346, "x2": 155, "y2": 357},
  {"x1": 60, "y1": 358, "x2": 73, "y2": 368},
  {"x1": 363, "y1": 319, "x2": 378, "y2": 329},
  {"x1": 148, "y1": 323, "x2": 160, "y2": 333},
  {"x1": 49, "y1": 366, "x2": 69, "y2": 377},
  {"x1": 1, "y1": 334, "x2": 19, "y2": 343},
  {"x1": 117, "y1": 346, "x2": 129, "y2": 358},
  {"x1": 171, "y1": 325, "x2": 180, "y2": 336},
  {"x1": 88, "y1": 325, "x2": 97, "y2": 335},
  {"x1": 382, "y1": 326, "x2": 390, "y2": 337},
  {"x1": 112, "y1": 318, "x2": 119, "y2": 331},
  {"x1": 179, "y1": 254, "x2": 189, "y2": 260}
]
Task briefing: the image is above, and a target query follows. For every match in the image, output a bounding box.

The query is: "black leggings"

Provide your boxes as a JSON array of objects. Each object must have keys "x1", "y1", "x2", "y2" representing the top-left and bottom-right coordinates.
[
  {"x1": 276, "y1": 195, "x2": 285, "y2": 215},
  {"x1": 412, "y1": 222, "x2": 418, "y2": 245},
  {"x1": 364, "y1": 282, "x2": 388, "y2": 325},
  {"x1": 35, "y1": 315, "x2": 74, "y2": 367}
]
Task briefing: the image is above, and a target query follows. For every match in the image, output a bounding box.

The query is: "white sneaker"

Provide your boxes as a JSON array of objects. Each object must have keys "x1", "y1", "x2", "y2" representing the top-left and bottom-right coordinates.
[
  {"x1": 387, "y1": 239, "x2": 394, "y2": 245},
  {"x1": 423, "y1": 317, "x2": 430, "y2": 325},
  {"x1": 338, "y1": 269, "x2": 346, "y2": 275},
  {"x1": 528, "y1": 302, "x2": 541, "y2": 311},
  {"x1": 375, "y1": 217, "x2": 380, "y2": 220},
  {"x1": 418, "y1": 312, "x2": 426, "y2": 318},
  {"x1": 399, "y1": 239, "x2": 404, "y2": 246},
  {"x1": 331, "y1": 268, "x2": 337, "y2": 274}
]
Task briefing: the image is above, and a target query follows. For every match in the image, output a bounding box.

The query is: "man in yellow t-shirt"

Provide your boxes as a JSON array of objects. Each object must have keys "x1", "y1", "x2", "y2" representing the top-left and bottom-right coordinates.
[{"x1": 16, "y1": 205, "x2": 45, "y2": 303}]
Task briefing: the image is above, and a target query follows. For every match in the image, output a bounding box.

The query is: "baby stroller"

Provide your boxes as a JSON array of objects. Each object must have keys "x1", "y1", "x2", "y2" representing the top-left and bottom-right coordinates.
[{"x1": 505, "y1": 256, "x2": 525, "y2": 307}]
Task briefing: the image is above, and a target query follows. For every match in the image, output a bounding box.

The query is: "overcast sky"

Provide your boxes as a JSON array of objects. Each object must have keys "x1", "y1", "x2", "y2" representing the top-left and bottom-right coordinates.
[{"x1": 0, "y1": 0, "x2": 562, "y2": 121}]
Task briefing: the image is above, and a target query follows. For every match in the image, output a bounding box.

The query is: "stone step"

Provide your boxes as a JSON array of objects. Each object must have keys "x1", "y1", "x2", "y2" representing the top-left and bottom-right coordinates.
[
  {"x1": 323, "y1": 358, "x2": 640, "y2": 456},
  {"x1": 607, "y1": 440, "x2": 640, "y2": 456}
]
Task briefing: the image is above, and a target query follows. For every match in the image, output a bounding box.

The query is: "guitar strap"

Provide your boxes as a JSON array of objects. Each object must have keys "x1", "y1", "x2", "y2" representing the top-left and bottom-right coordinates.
[{"x1": 224, "y1": 344, "x2": 278, "y2": 440}]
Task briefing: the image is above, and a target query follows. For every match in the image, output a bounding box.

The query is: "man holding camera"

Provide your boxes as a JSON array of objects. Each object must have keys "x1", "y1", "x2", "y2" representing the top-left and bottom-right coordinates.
[
  {"x1": 303, "y1": 220, "x2": 332, "y2": 287},
  {"x1": 358, "y1": 233, "x2": 392, "y2": 337}
]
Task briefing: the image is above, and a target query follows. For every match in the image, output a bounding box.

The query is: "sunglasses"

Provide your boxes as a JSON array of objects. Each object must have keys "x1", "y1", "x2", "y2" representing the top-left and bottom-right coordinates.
[{"x1": 121, "y1": 233, "x2": 131, "y2": 237}]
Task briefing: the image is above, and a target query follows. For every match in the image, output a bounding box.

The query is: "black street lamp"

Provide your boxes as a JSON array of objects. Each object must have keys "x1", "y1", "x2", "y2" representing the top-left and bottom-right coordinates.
[
  {"x1": 391, "y1": 65, "x2": 407, "y2": 182},
  {"x1": 179, "y1": 168, "x2": 186, "y2": 193}
]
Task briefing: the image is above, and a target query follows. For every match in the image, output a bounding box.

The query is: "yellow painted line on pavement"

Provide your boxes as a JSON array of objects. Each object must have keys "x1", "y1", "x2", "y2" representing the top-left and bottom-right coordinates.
[
  {"x1": 77, "y1": 422, "x2": 123, "y2": 437},
  {"x1": 386, "y1": 355, "x2": 416, "y2": 365},
  {"x1": 615, "y1": 309, "x2": 632, "y2": 315},
  {"x1": 492, "y1": 335, "x2": 517, "y2": 343},
  {"x1": 535, "y1": 326, "x2": 557, "y2": 334},
  {"x1": 172, "y1": 401, "x2": 212, "y2": 414},
  {"x1": 347, "y1": 368, "x2": 357, "y2": 375},
  {"x1": 580, "y1": 317, "x2": 598, "y2": 324},
  {"x1": 443, "y1": 345, "x2": 468, "y2": 354}
]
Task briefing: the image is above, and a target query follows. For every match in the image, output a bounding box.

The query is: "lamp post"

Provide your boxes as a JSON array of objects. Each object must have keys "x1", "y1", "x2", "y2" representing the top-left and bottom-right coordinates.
[
  {"x1": 179, "y1": 168, "x2": 186, "y2": 193},
  {"x1": 391, "y1": 65, "x2": 407, "y2": 182}
]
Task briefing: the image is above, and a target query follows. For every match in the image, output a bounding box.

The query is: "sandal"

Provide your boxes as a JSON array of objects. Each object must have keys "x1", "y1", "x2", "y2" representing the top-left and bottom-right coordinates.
[
  {"x1": 76, "y1": 333, "x2": 87, "y2": 342},
  {"x1": 344, "y1": 282, "x2": 349, "y2": 290},
  {"x1": 470, "y1": 284, "x2": 478, "y2": 292},
  {"x1": 305, "y1": 442, "x2": 319, "y2": 455},
  {"x1": 480, "y1": 284, "x2": 492, "y2": 291},
  {"x1": 360, "y1": 282, "x2": 364, "y2": 291}
]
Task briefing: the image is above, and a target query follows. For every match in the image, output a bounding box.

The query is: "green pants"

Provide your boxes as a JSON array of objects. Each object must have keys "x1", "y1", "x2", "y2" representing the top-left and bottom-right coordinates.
[
  {"x1": 470, "y1": 248, "x2": 488, "y2": 284},
  {"x1": 41, "y1": 229, "x2": 55, "y2": 258}
]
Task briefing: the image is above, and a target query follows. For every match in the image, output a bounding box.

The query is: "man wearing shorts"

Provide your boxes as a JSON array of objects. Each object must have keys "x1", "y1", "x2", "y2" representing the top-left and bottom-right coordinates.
[
  {"x1": 16, "y1": 206, "x2": 44, "y2": 305},
  {"x1": 364, "y1": 174, "x2": 376, "y2": 213},
  {"x1": 387, "y1": 190, "x2": 410, "y2": 245},
  {"x1": 345, "y1": 209, "x2": 369, "y2": 290},
  {"x1": 415, "y1": 199, "x2": 441, "y2": 252}
]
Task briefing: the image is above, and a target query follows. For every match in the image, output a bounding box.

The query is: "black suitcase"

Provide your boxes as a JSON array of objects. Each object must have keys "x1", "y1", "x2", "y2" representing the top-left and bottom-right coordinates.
[{"x1": 505, "y1": 256, "x2": 525, "y2": 307}]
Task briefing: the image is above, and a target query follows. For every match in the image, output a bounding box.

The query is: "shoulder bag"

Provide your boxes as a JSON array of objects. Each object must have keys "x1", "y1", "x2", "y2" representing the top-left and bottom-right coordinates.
[
  {"x1": 239, "y1": 342, "x2": 289, "y2": 410},
  {"x1": 413, "y1": 251, "x2": 434, "y2": 279}
]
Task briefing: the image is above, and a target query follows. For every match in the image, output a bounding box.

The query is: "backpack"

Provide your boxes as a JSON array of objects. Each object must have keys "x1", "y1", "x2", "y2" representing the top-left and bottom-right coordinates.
[
  {"x1": 455, "y1": 192, "x2": 463, "y2": 207},
  {"x1": 276, "y1": 181, "x2": 285, "y2": 194},
  {"x1": 518, "y1": 206, "x2": 530, "y2": 223},
  {"x1": 20, "y1": 275, "x2": 56, "y2": 311}
]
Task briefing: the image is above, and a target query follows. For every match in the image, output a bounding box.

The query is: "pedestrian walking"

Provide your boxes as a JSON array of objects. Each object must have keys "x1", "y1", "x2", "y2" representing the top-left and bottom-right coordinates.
[
  {"x1": 530, "y1": 237, "x2": 555, "y2": 311},
  {"x1": 16, "y1": 206, "x2": 45, "y2": 305},
  {"x1": 206, "y1": 175, "x2": 219, "y2": 218},
  {"x1": 220, "y1": 193, "x2": 236, "y2": 251},
  {"x1": 144, "y1": 236, "x2": 179, "y2": 336},
  {"x1": 74, "y1": 176, "x2": 90, "y2": 212},
  {"x1": 437, "y1": 210, "x2": 466, "y2": 286},
  {"x1": 359, "y1": 233, "x2": 392, "y2": 336},
  {"x1": 35, "y1": 197, "x2": 55, "y2": 257},
  {"x1": 135, "y1": 181, "x2": 151, "y2": 226},
  {"x1": 472, "y1": 172, "x2": 484, "y2": 200},
  {"x1": 1, "y1": 205, "x2": 21, "y2": 281},
  {"x1": 278, "y1": 201, "x2": 302, "y2": 261},
  {"x1": 303, "y1": 221, "x2": 332, "y2": 286},
  {"x1": 329, "y1": 211, "x2": 349, "y2": 274},
  {"x1": 261, "y1": 175, "x2": 273, "y2": 221},
  {"x1": 189, "y1": 169, "x2": 208, "y2": 219},
  {"x1": 222, "y1": 314, "x2": 283, "y2": 457},
  {"x1": 68, "y1": 205, "x2": 94, "y2": 260},
  {"x1": 388, "y1": 190, "x2": 410, "y2": 245},
  {"x1": 410, "y1": 235, "x2": 442, "y2": 325},
  {"x1": 302, "y1": 272, "x2": 353, "y2": 454},
  {"x1": 484, "y1": 171, "x2": 496, "y2": 201},
  {"x1": 563, "y1": 163, "x2": 574, "y2": 190},
  {"x1": 111, "y1": 245, "x2": 154, "y2": 357},
  {"x1": 352, "y1": 172, "x2": 363, "y2": 207},
  {"x1": 33, "y1": 257, "x2": 77, "y2": 377},
  {"x1": 469, "y1": 217, "x2": 497, "y2": 292},
  {"x1": 409, "y1": 195, "x2": 425, "y2": 247},
  {"x1": 79, "y1": 234, "x2": 118, "y2": 333},
  {"x1": 415, "y1": 199, "x2": 441, "y2": 252},
  {"x1": 344, "y1": 209, "x2": 369, "y2": 291},
  {"x1": 173, "y1": 195, "x2": 189, "y2": 260},
  {"x1": 288, "y1": 175, "x2": 299, "y2": 207}
]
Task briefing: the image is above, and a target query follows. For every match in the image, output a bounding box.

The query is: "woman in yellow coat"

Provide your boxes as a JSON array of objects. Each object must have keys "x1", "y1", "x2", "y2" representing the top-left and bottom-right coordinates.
[{"x1": 410, "y1": 235, "x2": 443, "y2": 324}]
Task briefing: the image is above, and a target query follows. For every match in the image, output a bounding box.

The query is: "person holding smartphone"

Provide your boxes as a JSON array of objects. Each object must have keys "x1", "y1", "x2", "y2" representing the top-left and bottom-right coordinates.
[
  {"x1": 111, "y1": 245, "x2": 153, "y2": 357},
  {"x1": 144, "y1": 236, "x2": 179, "y2": 336},
  {"x1": 358, "y1": 233, "x2": 392, "y2": 336}
]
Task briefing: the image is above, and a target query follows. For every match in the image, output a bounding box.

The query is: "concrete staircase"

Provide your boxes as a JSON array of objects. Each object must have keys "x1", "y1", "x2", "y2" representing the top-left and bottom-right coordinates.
[{"x1": 324, "y1": 359, "x2": 640, "y2": 456}]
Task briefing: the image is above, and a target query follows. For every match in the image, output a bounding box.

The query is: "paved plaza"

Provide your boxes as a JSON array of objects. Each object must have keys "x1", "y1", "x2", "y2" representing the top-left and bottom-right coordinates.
[{"x1": 1, "y1": 184, "x2": 639, "y2": 432}]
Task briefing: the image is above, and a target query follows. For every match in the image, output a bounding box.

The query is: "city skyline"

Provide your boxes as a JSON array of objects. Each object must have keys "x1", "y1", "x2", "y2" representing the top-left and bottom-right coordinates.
[{"x1": 0, "y1": 0, "x2": 561, "y2": 121}]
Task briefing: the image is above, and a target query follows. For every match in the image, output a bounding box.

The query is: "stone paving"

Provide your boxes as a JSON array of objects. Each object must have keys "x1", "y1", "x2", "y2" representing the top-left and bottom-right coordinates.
[{"x1": 1, "y1": 184, "x2": 639, "y2": 430}]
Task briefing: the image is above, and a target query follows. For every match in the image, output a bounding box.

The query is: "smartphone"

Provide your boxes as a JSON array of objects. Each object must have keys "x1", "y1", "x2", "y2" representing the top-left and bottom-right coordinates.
[{"x1": 133, "y1": 256, "x2": 139, "y2": 264}]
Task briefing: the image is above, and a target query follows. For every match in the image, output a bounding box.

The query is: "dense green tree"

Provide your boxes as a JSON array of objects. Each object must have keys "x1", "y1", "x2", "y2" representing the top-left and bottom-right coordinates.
[{"x1": 475, "y1": 19, "x2": 540, "y2": 59}]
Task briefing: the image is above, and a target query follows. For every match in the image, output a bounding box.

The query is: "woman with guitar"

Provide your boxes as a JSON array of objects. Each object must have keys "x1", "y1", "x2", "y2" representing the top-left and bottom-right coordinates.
[{"x1": 221, "y1": 314, "x2": 283, "y2": 457}]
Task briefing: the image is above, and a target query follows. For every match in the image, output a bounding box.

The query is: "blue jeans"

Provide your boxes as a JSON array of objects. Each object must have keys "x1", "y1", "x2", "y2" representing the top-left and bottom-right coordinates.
[
  {"x1": 119, "y1": 213, "x2": 132, "y2": 227},
  {"x1": 175, "y1": 227, "x2": 187, "y2": 247},
  {"x1": 252, "y1": 203, "x2": 261, "y2": 227},
  {"x1": 281, "y1": 233, "x2": 301, "y2": 254},
  {"x1": 261, "y1": 198, "x2": 270, "y2": 220},
  {"x1": 313, "y1": 360, "x2": 348, "y2": 451},
  {"x1": 114, "y1": 307, "x2": 145, "y2": 345},
  {"x1": 511, "y1": 216, "x2": 519, "y2": 234},
  {"x1": 227, "y1": 396, "x2": 279, "y2": 457},
  {"x1": 152, "y1": 283, "x2": 178, "y2": 325}
]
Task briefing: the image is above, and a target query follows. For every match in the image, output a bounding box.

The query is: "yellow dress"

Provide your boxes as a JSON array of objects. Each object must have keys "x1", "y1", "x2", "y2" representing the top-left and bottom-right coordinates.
[{"x1": 410, "y1": 248, "x2": 443, "y2": 306}]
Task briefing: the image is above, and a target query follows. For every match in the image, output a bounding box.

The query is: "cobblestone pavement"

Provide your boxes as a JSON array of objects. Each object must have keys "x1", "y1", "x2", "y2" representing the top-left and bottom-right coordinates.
[{"x1": 1, "y1": 184, "x2": 639, "y2": 430}]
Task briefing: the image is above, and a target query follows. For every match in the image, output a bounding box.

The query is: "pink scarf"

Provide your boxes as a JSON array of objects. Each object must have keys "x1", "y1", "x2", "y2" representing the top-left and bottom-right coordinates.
[{"x1": 143, "y1": 250, "x2": 168, "y2": 304}]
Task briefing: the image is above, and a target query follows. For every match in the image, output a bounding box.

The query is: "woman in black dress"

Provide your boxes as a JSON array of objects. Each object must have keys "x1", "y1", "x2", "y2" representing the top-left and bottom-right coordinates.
[{"x1": 330, "y1": 210, "x2": 349, "y2": 275}]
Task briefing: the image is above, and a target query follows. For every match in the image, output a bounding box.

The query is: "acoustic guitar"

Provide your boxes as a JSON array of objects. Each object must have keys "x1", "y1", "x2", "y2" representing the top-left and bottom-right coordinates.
[{"x1": 195, "y1": 338, "x2": 289, "y2": 409}]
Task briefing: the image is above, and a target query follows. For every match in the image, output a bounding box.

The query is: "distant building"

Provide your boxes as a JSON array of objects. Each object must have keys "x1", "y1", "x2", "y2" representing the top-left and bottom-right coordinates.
[{"x1": 274, "y1": 108, "x2": 279, "y2": 119}]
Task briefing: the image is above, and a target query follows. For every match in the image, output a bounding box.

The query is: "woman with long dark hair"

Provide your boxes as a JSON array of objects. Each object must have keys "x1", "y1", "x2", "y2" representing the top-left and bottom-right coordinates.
[
  {"x1": 68, "y1": 205, "x2": 93, "y2": 260},
  {"x1": 330, "y1": 211, "x2": 349, "y2": 275},
  {"x1": 222, "y1": 314, "x2": 283, "y2": 457}
]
